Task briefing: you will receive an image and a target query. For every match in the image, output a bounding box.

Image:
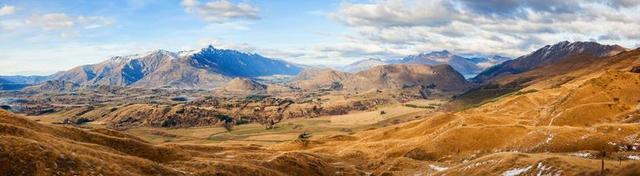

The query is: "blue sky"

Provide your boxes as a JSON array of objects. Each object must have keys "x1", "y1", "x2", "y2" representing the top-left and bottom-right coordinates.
[{"x1": 1, "y1": 0, "x2": 639, "y2": 75}]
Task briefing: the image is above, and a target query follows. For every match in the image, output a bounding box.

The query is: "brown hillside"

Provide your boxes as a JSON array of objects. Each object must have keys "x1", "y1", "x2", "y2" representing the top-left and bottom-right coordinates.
[
  {"x1": 222, "y1": 78, "x2": 268, "y2": 94},
  {"x1": 291, "y1": 68, "x2": 351, "y2": 90},
  {"x1": 344, "y1": 64, "x2": 469, "y2": 93},
  {"x1": 270, "y1": 49, "x2": 640, "y2": 175},
  {"x1": 0, "y1": 109, "x2": 367, "y2": 175}
]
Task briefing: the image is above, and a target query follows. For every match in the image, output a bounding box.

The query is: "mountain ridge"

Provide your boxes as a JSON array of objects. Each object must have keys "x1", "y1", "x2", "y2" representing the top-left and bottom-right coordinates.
[
  {"x1": 341, "y1": 50, "x2": 512, "y2": 78},
  {"x1": 473, "y1": 41, "x2": 628, "y2": 83},
  {"x1": 47, "y1": 45, "x2": 303, "y2": 89}
]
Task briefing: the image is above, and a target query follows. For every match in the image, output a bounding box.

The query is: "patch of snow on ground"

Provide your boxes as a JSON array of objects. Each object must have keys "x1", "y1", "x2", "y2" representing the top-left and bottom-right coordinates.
[
  {"x1": 502, "y1": 165, "x2": 533, "y2": 176},
  {"x1": 463, "y1": 160, "x2": 493, "y2": 170},
  {"x1": 545, "y1": 133, "x2": 554, "y2": 143},
  {"x1": 536, "y1": 163, "x2": 549, "y2": 176},
  {"x1": 580, "y1": 135, "x2": 589, "y2": 140},
  {"x1": 627, "y1": 155, "x2": 640, "y2": 160},
  {"x1": 535, "y1": 162, "x2": 561, "y2": 176},
  {"x1": 429, "y1": 164, "x2": 448, "y2": 172},
  {"x1": 569, "y1": 152, "x2": 591, "y2": 158}
]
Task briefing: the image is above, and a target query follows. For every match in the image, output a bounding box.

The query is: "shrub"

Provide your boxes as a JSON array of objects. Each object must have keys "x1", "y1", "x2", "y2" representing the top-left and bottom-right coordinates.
[
  {"x1": 297, "y1": 131, "x2": 312, "y2": 147},
  {"x1": 161, "y1": 118, "x2": 178, "y2": 128},
  {"x1": 630, "y1": 66, "x2": 640, "y2": 73}
]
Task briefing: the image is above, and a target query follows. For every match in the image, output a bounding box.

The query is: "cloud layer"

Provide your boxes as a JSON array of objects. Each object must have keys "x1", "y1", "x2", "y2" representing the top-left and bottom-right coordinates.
[
  {"x1": 182, "y1": 0, "x2": 259, "y2": 23},
  {"x1": 328, "y1": 0, "x2": 640, "y2": 58}
]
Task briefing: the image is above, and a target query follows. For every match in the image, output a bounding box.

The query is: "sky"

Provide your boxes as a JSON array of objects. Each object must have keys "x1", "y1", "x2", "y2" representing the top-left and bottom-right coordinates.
[{"x1": 0, "y1": 0, "x2": 639, "y2": 75}]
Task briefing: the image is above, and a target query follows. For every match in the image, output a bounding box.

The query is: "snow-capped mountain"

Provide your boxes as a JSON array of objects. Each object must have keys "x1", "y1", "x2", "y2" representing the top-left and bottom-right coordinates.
[
  {"x1": 473, "y1": 41, "x2": 628, "y2": 83},
  {"x1": 50, "y1": 49, "x2": 178, "y2": 87},
  {"x1": 187, "y1": 45, "x2": 301, "y2": 77},
  {"x1": 342, "y1": 50, "x2": 512, "y2": 78},
  {"x1": 340, "y1": 58, "x2": 387, "y2": 73},
  {"x1": 48, "y1": 45, "x2": 303, "y2": 89},
  {"x1": 395, "y1": 50, "x2": 483, "y2": 77}
]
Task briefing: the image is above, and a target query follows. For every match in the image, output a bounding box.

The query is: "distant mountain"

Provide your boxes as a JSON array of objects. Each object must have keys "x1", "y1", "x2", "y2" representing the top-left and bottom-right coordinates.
[
  {"x1": 50, "y1": 50, "x2": 177, "y2": 87},
  {"x1": 0, "y1": 78, "x2": 8, "y2": 84},
  {"x1": 340, "y1": 58, "x2": 387, "y2": 73},
  {"x1": 0, "y1": 75, "x2": 48, "y2": 90},
  {"x1": 465, "y1": 55, "x2": 512, "y2": 69},
  {"x1": 188, "y1": 46, "x2": 301, "y2": 77},
  {"x1": 344, "y1": 64, "x2": 470, "y2": 93},
  {"x1": 292, "y1": 64, "x2": 470, "y2": 93},
  {"x1": 394, "y1": 50, "x2": 508, "y2": 78},
  {"x1": 0, "y1": 75, "x2": 48, "y2": 84},
  {"x1": 48, "y1": 46, "x2": 303, "y2": 89},
  {"x1": 291, "y1": 68, "x2": 351, "y2": 90},
  {"x1": 341, "y1": 51, "x2": 511, "y2": 78},
  {"x1": 473, "y1": 41, "x2": 628, "y2": 83}
]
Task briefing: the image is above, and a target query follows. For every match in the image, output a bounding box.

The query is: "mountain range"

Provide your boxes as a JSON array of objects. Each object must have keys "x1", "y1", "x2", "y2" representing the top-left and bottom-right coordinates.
[
  {"x1": 340, "y1": 50, "x2": 511, "y2": 78},
  {"x1": 0, "y1": 41, "x2": 630, "y2": 92},
  {"x1": 0, "y1": 75, "x2": 49, "y2": 90},
  {"x1": 292, "y1": 64, "x2": 469, "y2": 94},
  {"x1": 3, "y1": 41, "x2": 640, "y2": 175},
  {"x1": 5, "y1": 46, "x2": 302, "y2": 90}
]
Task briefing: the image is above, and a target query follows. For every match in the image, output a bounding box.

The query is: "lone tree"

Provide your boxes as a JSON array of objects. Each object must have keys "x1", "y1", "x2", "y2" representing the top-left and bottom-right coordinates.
[
  {"x1": 215, "y1": 114, "x2": 235, "y2": 132},
  {"x1": 297, "y1": 131, "x2": 312, "y2": 147},
  {"x1": 600, "y1": 148, "x2": 606, "y2": 176},
  {"x1": 330, "y1": 81, "x2": 343, "y2": 90},
  {"x1": 222, "y1": 119, "x2": 234, "y2": 132}
]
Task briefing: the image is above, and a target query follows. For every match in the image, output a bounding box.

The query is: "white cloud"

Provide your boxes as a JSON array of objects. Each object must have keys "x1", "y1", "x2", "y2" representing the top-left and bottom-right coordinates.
[
  {"x1": 27, "y1": 13, "x2": 113, "y2": 31},
  {"x1": 28, "y1": 13, "x2": 75, "y2": 30},
  {"x1": 605, "y1": 0, "x2": 640, "y2": 8},
  {"x1": 0, "y1": 5, "x2": 19, "y2": 30},
  {"x1": 181, "y1": 0, "x2": 259, "y2": 23},
  {"x1": 333, "y1": 0, "x2": 454, "y2": 28},
  {"x1": 77, "y1": 16, "x2": 114, "y2": 29},
  {"x1": 326, "y1": 0, "x2": 640, "y2": 59},
  {"x1": 0, "y1": 5, "x2": 15, "y2": 16}
]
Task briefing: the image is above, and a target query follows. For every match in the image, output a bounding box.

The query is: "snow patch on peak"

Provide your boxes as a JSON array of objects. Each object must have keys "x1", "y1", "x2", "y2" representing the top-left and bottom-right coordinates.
[
  {"x1": 142, "y1": 49, "x2": 178, "y2": 59},
  {"x1": 108, "y1": 55, "x2": 138, "y2": 64},
  {"x1": 429, "y1": 164, "x2": 448, "y2": 172},
  {"x1": 502, "y1": 165, "x2": 533, "y2": 176},
  {"x1": 178, "y1": 49, "x2": 199, "y2": 58}
]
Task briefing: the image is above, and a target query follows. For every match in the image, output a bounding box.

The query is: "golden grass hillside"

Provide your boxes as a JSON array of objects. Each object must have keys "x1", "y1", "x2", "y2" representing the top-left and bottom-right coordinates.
[
  {"x1": 270, "y1": 49, "x2": 640, "y2": 175},
  {"x1": 0, "y1": 109, "x2": 370, "y2": 176}
]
